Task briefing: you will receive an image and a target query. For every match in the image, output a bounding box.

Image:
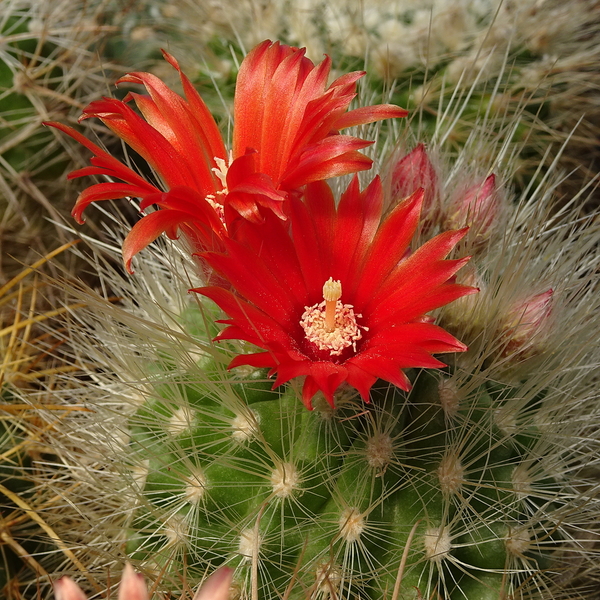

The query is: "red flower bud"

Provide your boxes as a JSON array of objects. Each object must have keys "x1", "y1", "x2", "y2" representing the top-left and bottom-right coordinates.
[
  {"x1": 391, "y1": 144, "x2": 438, "y2": 213},
  {"x1": 447, "y1": 173, "x2": 500, "y2": 238},
  {"x1": 501, "y1": 289, "x2": 554, "y2": 358}
]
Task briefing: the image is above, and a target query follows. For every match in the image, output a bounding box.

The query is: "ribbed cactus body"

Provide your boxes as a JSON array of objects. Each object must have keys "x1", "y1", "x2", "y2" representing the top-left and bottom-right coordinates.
[{"x1": 124, "y1": 320, "x2": 562, "y2": 599}]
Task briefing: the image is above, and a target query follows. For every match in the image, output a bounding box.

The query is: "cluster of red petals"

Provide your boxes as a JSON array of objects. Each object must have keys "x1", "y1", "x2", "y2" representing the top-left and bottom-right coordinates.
[
  {"x1": 196, "y1": 176, "x2": 476, "y2": 409},
  {"x1": 45, "y1": 40, "x2": 406, "y2": 273}
]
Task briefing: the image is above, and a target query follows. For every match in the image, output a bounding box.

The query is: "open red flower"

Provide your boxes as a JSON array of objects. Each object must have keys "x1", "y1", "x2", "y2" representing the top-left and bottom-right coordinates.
[
  {"x1": 196, "y1": 177, "x2": 476, "y2": 409},
  {"x1": 46, "y1": 40, "x2": 406, "y2": 272}
]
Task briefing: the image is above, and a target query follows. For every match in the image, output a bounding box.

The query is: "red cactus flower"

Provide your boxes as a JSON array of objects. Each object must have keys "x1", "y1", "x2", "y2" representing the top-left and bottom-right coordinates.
[
  {"x1": 46, "y1": 40, "x2": 406, "y2": 273},
  {"x1": 196, "y1": 176, "x2": 476, "y2": 409}
]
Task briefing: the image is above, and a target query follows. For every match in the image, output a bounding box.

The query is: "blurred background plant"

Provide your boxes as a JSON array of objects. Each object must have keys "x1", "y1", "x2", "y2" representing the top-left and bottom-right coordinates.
[
  {"x1": 0, "y1": 242, "x2": 96, "y2": 599},
  {"x1": 0, "y1": 0, "x2": 129, "y2": 281}
]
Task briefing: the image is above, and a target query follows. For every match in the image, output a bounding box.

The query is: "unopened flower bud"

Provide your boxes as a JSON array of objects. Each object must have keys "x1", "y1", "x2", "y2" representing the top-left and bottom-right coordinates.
[
  {"x1": 501, "y1": 289, "x2": 554, "y2": 358},
  {"x1": 53, "y1": 564, "x2": 233, "y2": 600},
  {"x1": 117, "y1": 564, "x2": 148, "y2": 600},
  {"x1": 447, "y1": 174, "x2": 500, "y2": 240},
  {"x1": 391, "y1": 144, "x2": 438, "y2": 214},
  {"x1": 54, "y1": 564, "x2": 148, "y2": 600},
  {"x1": 439, "y1": 264, "x2": 482, "y2": 336},
  {"x1": 194, "y1": 566, "x2": 234, "y2": 600},
  {"x1": 53, "y1": 578, "x2": 87, "y2": 600}
]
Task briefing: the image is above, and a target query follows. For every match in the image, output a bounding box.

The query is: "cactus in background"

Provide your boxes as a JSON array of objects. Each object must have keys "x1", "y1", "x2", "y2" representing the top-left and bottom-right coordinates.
[
  {"x1": 0, "y1": 243, "x2": 92, "y2": 598},
  {"x1": 31, "y1": 37, "x2": 600, "y2": 600},
  {"x1": 0, "y1": 0, "x2": 131, "y2": 279}
]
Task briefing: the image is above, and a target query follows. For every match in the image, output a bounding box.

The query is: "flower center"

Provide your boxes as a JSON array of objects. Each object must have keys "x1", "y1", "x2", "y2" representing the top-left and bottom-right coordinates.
[{"x1": 300, "y1": 278, "x2": 364, "y2": 356}]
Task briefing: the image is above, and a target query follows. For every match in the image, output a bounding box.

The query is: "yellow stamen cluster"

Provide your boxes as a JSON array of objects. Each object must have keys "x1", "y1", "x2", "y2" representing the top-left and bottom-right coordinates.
[{"x1": 300, "y1": 278, "x2": 364, "y2": 356}]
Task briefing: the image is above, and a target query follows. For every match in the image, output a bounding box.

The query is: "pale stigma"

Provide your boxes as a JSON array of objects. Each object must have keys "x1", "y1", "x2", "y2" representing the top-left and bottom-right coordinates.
[
  {"x1": 212, "y1": 156, "x2": 229, "y2": 190},
  {"x1": 205, "y1": 153, "x2": 232, "y2": 224}
]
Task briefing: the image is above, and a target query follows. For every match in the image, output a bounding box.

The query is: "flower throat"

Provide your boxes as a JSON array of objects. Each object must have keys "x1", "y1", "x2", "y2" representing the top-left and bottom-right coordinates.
[{"x1": 300, "y1": 278, "x2": 364, "y2": 356}]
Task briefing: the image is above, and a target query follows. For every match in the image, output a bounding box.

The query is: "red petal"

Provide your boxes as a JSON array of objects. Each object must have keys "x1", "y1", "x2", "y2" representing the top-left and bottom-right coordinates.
[
  {"x1": 367, "y1": 324, "x2": 466, "y2": 356},
  {"x1": 350, "y1": 351, "x2": 413, "y2": 391},
  {"x1": 80, "y1": 98, "x2": 199, "y2": 190},
  {"x1": 228, "y1": 352, "x2": 276, "y2": 371},
  {"x1": 257, "y1": 49, "x2": 313, "y2": 179},
  {"x1": 233, "y1": 215, "x2": 308, "y2": 305},
  {"x1": 332, "y1": 176, "x2": 383, "y2": 285},
  {"x1": 160, "y1": 50, "x2": 227, "y2": 161},
  {"x1": 370, "y1": 271, "x2": 474, "y2": 328},
  {"x1": 344, "y1": 362, "x2": 377, "y2": 402},
  {"x1": 139, "y1": 187, "x2": 226, "y2": 238},
  {"x1": 328, "y1": 70, "x2": 365, "y2": 91},
  {"x1": 288, "y1": 187, "x2": 330, "y2": 294},
  {"x1": 233, "y1": 41, "x2": 288, "y2": 161},
  {"x1": 196, "y1": 285, "x2": 293, "y2": 348},
  {"x1": 271, "y1": 360, "x2": 315, "y2": 391},
  {"x1": 335, "y1": 104, "x2": 408, "y2": 129},
  {"x1": 351, "y1": 188, "x2": 424, "y2": 305},
  {"x1": 289, "y1": 92, "x2": 356, "y2": 156},
  {"x1": 72, "y1": 183, "x2": 156, "y2": 224},
  {"x1": 67, "y1": 166, "x2": 114, "y2": 179},
  {"x1": 122, "y1": 209, "x2": 196, "y2": 273},
  {"x1": 123, "y1": 76, "x2": 221, "y2": 194},
  {"x1": 46, "y1": 122, "x2": 152, "y2": 189},
  {"x1": 271, "y1": 56, "x2": 332, "y2": 179},
  {"x1": 304, "y1": 363, "x2": 348, "y2": 409},
  {"x1": 202, "y1": 244, "x2": 299, "y2": 326},
  {"x1": 282, "y1": 136, "x2": 373, "y2": 189},
  {"x1": 366, "y1": 228, "x2": 469, "y2": 316}
]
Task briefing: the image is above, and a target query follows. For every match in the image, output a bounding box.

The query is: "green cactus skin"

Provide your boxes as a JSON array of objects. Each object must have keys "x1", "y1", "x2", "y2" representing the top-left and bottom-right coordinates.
[{"x1": 122, "y1": 326, "x2": 566, "y2": 600}]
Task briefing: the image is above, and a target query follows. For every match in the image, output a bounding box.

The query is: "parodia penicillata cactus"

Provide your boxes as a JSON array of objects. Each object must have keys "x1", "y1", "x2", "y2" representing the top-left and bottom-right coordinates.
[{"x1": 35, "y1": 39, "x2": 600, "y2": 600}]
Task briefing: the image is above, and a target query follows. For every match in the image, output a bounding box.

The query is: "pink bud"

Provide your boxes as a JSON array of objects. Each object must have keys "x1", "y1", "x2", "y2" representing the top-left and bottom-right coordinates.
[
  {"x1": 447, "y1": 174, "x2": 500, "y2": 237},
  {"x1": 502, "y1": 289, "x2": 554, "y2": 357},
  {"x1": 54, "y1": 565, "x2": 150, "y2": 600},
  {"x1": 53, "y1": 578, "x2": 88, "y2": 600},
  {"x1": 118, "y1": 563, "x2": 148, "y2": 600},
  {"x1": 391, "y1": 144, "x2": 438, "y2": 212},
  {"x1": 193, "y1": 566, "x2": 234, "y2": 600}
]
